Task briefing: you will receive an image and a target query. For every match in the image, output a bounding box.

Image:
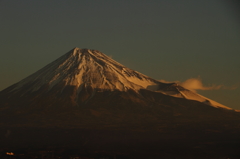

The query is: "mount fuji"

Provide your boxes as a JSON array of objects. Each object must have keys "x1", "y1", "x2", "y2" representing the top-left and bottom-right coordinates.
[
  {"x1": 0, "y1": 48, "x2": 240, "y2": 157},
  {"x1": 0, "y1": 48, "x2": 232, "y2": 109}
]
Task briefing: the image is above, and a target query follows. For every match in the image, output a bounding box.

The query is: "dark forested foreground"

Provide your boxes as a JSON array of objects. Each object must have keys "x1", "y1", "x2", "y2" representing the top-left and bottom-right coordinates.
[{"x1": 1, "y1": 121, "x2": 240, "y2": 159}]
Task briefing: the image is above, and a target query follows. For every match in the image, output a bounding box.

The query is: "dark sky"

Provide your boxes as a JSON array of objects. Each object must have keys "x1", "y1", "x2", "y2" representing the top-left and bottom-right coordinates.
[{"x1": 0, "y1": 0, "x2": 240, "y2": 109}]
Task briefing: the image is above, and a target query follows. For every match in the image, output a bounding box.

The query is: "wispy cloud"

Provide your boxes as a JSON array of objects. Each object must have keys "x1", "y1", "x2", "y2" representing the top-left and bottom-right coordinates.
[
  {"x1": 159, "y1": 77, "x2": 238, "y2": 92},
  {"x1": 180, "y1": 78, "x2": 222, "y2": 92}
]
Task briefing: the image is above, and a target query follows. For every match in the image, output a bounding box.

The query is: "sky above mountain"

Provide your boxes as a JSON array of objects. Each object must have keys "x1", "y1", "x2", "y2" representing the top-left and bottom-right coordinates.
[{"x1": 0, "y1": 0, "x2": 240, "y2": 109}]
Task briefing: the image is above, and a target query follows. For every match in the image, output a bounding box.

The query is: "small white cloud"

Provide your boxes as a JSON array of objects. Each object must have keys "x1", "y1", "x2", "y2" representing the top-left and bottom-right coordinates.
[
  {"x1": 180, "y1": 77, "x2": 221, "y2": 92},
  {"x1": 159, "y1": 77, "x2": 238, "y2": 92}
]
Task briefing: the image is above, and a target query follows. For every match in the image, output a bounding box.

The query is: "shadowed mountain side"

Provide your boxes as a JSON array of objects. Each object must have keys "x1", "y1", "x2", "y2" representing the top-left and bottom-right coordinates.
[
  {"x1": 1, "y1": 86, "x2": 240, "y2": 157},
  {"x1": 0, "y1": 85, "x2": 239, "y2": 128}
]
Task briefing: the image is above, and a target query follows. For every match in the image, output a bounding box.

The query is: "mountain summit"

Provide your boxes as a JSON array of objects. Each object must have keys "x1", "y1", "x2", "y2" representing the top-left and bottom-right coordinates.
[{"x1": 11, "y1": 47, "x2": 160, "y2": 93}]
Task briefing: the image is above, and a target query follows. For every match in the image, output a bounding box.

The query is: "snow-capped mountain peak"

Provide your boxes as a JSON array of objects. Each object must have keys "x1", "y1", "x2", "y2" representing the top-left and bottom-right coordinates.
[
  {"x1": 5, "y1": 48, "x2": 233, "y2": 110},
  {"x1": 11, "y1": 48, "x2": 158, "y2": 93}
]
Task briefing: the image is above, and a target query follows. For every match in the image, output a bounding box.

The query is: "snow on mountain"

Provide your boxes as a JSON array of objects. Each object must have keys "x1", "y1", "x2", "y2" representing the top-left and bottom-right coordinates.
[
  {"x1": 157, "y1": 83, "x2": 231, "y2": 110},
  {"x1": 7, "y1": 47, "x2": 232, "y2": 110},
  {"x1": 11, "y1": 48, "x2": 158, "y2": 92}
]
